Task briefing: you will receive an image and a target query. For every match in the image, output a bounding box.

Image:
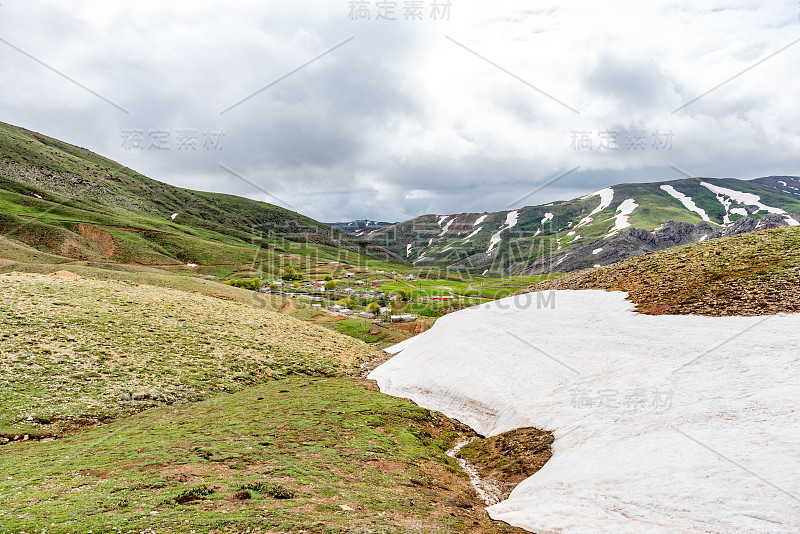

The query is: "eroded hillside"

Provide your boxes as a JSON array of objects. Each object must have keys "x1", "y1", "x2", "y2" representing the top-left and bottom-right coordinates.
[{"x1": 521, "y1": 226, "x2": 800, "y2": 316}]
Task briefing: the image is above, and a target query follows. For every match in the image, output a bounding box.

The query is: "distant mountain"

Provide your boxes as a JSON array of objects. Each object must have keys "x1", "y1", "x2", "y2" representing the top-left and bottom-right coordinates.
[
  {"x1": 325, "y1": 219, "x2": 395, "y2": 236},
  {"x1": 363, "y1": 176, "x2": 800, "y2": 275},
  {"x1": 0, "y1": 121, "x2": 403, "y2": 268}
]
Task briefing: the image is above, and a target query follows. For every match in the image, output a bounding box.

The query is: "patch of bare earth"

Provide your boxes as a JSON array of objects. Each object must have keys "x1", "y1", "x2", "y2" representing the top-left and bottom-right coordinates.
[{"x1": 76, "y1": 223, "x2": 116, "y2": 258}]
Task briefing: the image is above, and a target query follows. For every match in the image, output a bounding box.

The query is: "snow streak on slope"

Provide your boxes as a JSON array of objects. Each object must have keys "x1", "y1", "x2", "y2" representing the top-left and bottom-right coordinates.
[
  {"x1": 731, "y1": 207, "x2": 748, "y2": 217},
  {"x1": 541, "y1": 213, "x2": 554, "y2": 224},
  {"x1": 371, "y1": 291, "x2": 800, "y2": 533},
  {"x1": 701, "y1": 182, "x2": 800, "y2": 226},
  {"x1": 576, "y1": 188, "x2": 614, "y2": 228},
  {"x1": 606, "y1": 199, "x2": 638, "y2": 236},
  {"x1": 439, "y1": 217, "x2": 456, "y2": 236},
  {"x1": 474, "y1": 214, "x2": 488, "y2": 226},
  {"x1": 487, "y1": 211, "x2": 519, "y2": 253},
  {"x1": 463, "y1": 227, "x2": 482, "y2": 241},
  {"x1": 660, "y1": 185, "x2": 712, "y2": 223}
]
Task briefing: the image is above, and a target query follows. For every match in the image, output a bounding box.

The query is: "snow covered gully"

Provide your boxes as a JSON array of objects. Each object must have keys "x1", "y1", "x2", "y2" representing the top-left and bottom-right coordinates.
[{"x1": 369, "y1": 290, "x2": 800, "y2": 533}]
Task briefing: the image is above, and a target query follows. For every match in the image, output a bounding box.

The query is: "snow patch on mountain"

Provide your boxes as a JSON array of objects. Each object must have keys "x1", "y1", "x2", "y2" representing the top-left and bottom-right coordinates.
[
  {"x1": 439, "y1": 217, "x2": 455, "y2": 237},
  {"x1": 606, "y1": 199, "x2": 638, "y2": 236},
  {"x1": 486, "y1": 211, "x2": 519, "y2": 253},
  {"x1": 473, "y1": 214, "x2": 488, "y2": 226},
  {"x1": 576, "y1": 187, "x2": 614, "y2": 228},
  {"x1": 371, "y1": 291, "x2": 800, "y2": 533},
  {"x1": 701, "y1": 181, "x2": 800, "y2": 226},
  {"x1": 660, "y1": 185, "x2": 712, "y2": 223},
  {"x1": 730, "y1": 207, "x2": 749, "y2": 217},
  {"x1": 541, "y1": 213, "x2": 554, "y2": 224},
  {"x1": 405, "y1": 243, "x2": 412, "y2": 257},
  {"x1": 463, "y1": 227, "x2": 482, "y2": 241}
]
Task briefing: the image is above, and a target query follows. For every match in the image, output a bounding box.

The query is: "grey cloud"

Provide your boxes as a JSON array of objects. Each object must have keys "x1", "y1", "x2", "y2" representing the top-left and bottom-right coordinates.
[
  {"x1": 584, "y1": 51, "x2": 673, "y2": 110},
  {"x1": 0, "y1": 1, "x2": 797, "y2": 223}
]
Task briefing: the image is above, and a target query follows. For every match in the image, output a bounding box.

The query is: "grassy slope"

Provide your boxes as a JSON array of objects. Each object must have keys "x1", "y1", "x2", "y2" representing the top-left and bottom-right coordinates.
[
  {"x1": 0, "y1": 272, "x2": 526, "y2": 533},
  {"x1": 0, "y1": 121, "x2": 403, "y2": 271},
  {"x1": 0, "y1": 378, "x2": 519, "y2": 534},
  {"x1": 524, "y1": 226, "x2": 800, "y2": 316},
  {"x1": 0, "y1": 272, "x2": 378, "y2": 436}
]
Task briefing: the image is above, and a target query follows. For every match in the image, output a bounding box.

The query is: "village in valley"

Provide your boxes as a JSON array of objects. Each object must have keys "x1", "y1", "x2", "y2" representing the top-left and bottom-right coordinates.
[
  {"x1": 272, "y1": 267, "x2": 424, "y2": 323},
  {"x1": 220, "y1": 259, "x2": 548, "y2": 346}
]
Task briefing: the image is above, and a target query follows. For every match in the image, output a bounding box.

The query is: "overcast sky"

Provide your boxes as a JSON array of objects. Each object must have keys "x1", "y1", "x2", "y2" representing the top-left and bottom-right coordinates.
[{"x1": 1, "y1": 1, "x2": 799, "y2": 222}]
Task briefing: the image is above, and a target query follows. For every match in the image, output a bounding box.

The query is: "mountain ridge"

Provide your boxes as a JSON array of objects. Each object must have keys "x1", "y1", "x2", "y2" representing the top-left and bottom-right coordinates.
[{"x1": 363, "y1": 175, "x2": 800, "y2": 275}]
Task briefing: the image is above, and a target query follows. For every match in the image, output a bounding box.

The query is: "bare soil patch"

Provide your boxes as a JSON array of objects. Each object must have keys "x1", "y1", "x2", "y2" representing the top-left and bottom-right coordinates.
[{"x1": 76, "y1": 224, "x2": 116, "y2": 257}]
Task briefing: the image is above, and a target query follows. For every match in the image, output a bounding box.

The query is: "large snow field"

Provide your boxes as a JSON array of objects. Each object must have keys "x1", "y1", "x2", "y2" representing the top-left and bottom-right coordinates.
[{"x1": 370, "y1": 290, "x2": 800, "y2": 533}]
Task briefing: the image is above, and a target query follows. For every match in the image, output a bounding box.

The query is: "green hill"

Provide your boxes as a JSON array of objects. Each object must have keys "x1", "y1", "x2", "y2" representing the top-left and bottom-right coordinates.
[{"x1": 0, "y1": 121, "x2": 402, "y2": 275}]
